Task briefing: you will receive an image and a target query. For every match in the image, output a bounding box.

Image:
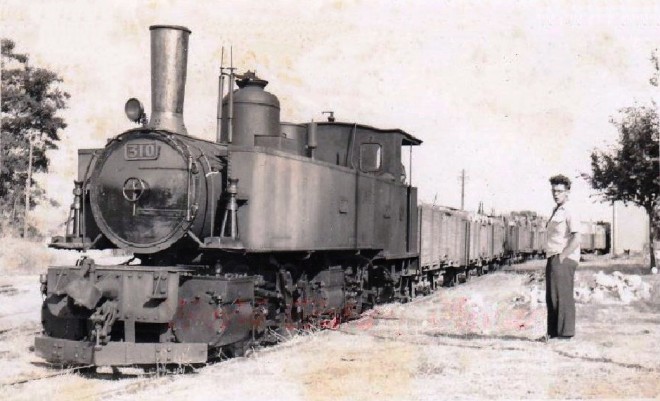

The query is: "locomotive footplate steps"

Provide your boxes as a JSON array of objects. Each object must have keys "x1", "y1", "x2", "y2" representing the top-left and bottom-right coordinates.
[{"x1": 34, "y1": 336, "x2": 208, "y2": 366}]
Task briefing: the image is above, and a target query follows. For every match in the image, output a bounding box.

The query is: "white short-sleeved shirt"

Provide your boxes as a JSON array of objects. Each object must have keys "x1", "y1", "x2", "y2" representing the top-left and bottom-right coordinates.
[{"x1": 546, "y1": 201, "x2": 581, "y2": 261}]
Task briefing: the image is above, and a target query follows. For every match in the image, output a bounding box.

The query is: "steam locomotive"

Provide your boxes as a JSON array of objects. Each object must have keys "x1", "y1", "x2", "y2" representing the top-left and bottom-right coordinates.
[{"x1": 35, "y1": 25, "x2": 547, "y2": 368}]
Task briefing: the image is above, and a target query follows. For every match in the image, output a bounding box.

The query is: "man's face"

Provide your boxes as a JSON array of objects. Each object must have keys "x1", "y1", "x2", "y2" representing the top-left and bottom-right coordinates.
[{"x1": 551, "y1": 184, "x2": 569, "y2": 205}]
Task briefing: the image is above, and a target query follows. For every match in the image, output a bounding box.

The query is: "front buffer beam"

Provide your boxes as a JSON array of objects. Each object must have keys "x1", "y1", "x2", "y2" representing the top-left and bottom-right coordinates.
[{"x1": 34, "y1": 336, "x2": 207, "y2": 366}]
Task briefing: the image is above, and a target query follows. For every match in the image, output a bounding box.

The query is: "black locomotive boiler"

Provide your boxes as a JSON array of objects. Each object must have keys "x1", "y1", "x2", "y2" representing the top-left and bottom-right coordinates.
[{"x1": 35, "y1": 25, "x2": 424, "y2": 367}]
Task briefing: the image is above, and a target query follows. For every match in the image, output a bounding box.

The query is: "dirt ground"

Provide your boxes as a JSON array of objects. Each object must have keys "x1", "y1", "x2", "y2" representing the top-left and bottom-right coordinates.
[{"x1": 0, "y1": 248, "x2": 658, "y2": 400}]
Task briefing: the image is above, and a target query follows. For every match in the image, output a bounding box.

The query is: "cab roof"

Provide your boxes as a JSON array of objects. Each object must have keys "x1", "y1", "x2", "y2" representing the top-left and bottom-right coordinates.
[{"x1": 318, "y1": 122, "x2": 423, "y2": 146}]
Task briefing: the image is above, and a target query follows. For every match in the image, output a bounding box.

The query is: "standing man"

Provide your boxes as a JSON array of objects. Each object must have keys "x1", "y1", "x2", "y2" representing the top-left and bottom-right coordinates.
[{"x1": 545, "y1": 174, "x2": 581, "y2": 340}]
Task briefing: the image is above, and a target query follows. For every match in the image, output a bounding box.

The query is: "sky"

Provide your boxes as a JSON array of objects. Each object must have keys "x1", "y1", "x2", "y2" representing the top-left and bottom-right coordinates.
[{"x1": 0, "y1": 0, "x2": 656, "y2": 248}]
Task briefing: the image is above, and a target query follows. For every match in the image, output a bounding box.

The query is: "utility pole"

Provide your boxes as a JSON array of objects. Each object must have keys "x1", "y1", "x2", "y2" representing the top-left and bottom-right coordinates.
[
  {"x1": 21, "y1": 60, "x2": 33, "y2": 238},
  {"x1": 1, "y1": 48, "x2": 4, "y2": 181},
  {"x1": 458, "y1": 169, "x2": 468, "y2": 210},
  {"x1": 611, "y1": 201, "x2": 617, "y2": 256},
  {"x1": 23, "y1": 132, "x2": 33, "y2": 238}
]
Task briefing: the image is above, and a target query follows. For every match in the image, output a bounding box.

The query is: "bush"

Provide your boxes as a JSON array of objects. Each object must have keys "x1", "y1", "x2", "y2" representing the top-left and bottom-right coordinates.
[{"x1": 0, "y1": 236, "x2": 55, "y2": 275}]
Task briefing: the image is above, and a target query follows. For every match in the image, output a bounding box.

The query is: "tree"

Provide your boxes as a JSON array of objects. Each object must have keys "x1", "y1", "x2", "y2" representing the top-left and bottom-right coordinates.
[
  {"x1": 1, "y1": 39, "x2": 69, "y2": 237},
  {"x1": 583, "y1": 104, "x2": 660, "y2": 269}
]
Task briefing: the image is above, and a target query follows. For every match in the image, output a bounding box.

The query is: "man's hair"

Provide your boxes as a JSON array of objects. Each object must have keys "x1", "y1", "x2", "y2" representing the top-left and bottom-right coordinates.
[{"x1": 549, "y1": 174, "x2": 571, "y2": 190}]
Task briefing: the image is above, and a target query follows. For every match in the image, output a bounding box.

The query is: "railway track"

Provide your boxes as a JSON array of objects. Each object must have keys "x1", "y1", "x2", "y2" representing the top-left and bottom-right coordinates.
[
  {"x1": 2, "y1": 364, "x2": 98, "y2": 386},
  {"x1": 338, "y1": 313, "x2": 659, "y2": 374},
  {"x1": 0, "y1": 284, "x2": 19, "y2": 296},
  {"x1": 1, "y1": 361, "x2": 203, "y2": 388},
  {"x1": 0, "y1": 323, "x2": 41, "y2": 339}
]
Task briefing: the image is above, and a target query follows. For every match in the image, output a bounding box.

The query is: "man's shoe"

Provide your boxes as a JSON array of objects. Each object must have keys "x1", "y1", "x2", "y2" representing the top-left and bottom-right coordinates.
[{"x1": 536, "y1": 334, "x2": 550, "y2": 343}]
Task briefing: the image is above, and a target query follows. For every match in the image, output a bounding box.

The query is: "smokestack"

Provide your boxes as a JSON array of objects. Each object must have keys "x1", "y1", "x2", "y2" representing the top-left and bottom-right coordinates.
[{"x1": 147, "y1": 25, "x2": 191, "y2": 135}]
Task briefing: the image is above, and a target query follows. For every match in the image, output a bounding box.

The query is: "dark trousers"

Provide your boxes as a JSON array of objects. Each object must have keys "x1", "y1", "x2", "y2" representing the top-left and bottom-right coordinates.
[{"x1": 545, "y1": 254, "x2": 578, "y2": 337}]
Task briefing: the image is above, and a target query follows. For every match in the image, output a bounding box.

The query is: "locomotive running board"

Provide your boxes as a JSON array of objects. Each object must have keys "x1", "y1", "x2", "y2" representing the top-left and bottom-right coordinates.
[
  {"x1": 202, "y1": 236, "x2": 244, "y2": 250},
  {"x1": 34, "y1": 336, "x2": 207, "y2": 366}
]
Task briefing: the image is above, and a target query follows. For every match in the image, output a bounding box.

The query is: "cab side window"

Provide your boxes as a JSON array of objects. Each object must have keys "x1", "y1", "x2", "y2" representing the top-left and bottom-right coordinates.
[{"x1": 360, "y1": 143, "x2": 382, "y2": 173}]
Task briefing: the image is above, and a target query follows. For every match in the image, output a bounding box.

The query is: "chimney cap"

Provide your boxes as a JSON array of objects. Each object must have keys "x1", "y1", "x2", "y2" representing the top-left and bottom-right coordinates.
[{"x1": 149, "y1": 25, "x2": 191, "y2": 34}]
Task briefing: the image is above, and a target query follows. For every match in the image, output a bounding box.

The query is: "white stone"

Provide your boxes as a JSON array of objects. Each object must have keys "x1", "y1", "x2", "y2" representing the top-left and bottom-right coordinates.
[
  {"x1": 594, "y1": 271, "x2": 618, "y2": 289},
  {"x1": 616, "y1": 285, "x2": 634, "y2": 304},
  {"x1": 623, "y1": 274, "x2": 642, "y2": 289}
]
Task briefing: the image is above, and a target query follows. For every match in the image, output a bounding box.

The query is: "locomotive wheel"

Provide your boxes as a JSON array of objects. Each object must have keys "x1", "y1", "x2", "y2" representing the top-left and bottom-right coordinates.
[
  {"x1": 76, "y1": 366, "x2": 97, "y2": 376},
  {"x1": 444, "y1": 269, "x2": 459, "y2": 287},
  {"x1": 461, "y1": 270, "x2": 469, "y2": 283},
  {"x1": 227, "y1": 340, "x2": 249, "y2": 358},
  {"x1": 221, "y1": 259, "x2": 250, "y2": 275}
]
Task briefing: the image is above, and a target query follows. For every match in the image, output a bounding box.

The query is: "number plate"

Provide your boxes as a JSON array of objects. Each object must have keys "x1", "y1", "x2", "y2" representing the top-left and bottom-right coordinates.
[{"x1": 125, "y1": 143, "x2": 160, "y2": 160}]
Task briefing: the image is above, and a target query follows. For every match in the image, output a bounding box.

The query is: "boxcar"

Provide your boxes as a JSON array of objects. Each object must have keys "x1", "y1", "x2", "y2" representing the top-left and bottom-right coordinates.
[
  {"x1": 593, "y1": 224, "x2": 607, "y2": 253},
  {"x1": 419, "y1": 204, "x2": 469, "y2": 270}
]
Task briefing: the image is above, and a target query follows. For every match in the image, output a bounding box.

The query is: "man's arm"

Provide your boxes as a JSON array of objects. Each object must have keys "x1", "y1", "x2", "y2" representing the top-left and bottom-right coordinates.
[
  {"x1": 559, "y1": 233, "x2": 580, "y2": 263},
  {"x1": 560, "y1": 207, "x2": 581, "y2": 263}
]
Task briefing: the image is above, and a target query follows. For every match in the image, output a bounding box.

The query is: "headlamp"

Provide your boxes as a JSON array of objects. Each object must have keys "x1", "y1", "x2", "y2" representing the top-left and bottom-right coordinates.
[{"x1": 125, "y1": 98, "x2": 145, "y2": 123}]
